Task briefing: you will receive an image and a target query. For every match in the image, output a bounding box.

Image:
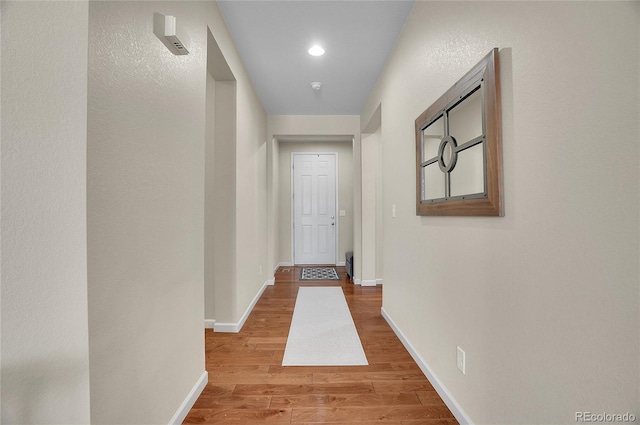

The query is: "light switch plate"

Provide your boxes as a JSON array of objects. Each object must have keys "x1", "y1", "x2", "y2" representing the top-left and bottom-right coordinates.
[{"x1": 339, "y1": 210, "x2": 346, "y2": 216}]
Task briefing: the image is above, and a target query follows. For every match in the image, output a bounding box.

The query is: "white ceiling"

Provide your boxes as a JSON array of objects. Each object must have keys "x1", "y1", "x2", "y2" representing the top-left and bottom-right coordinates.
[{"x1": 217, "y1": 1, "x2": 414, "y2": 116}]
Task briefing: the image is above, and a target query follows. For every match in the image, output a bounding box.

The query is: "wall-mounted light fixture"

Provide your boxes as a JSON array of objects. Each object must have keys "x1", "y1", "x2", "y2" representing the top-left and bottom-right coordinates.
[{"x1": 153, "y1": 13, "x2": 189, "y2": 55}]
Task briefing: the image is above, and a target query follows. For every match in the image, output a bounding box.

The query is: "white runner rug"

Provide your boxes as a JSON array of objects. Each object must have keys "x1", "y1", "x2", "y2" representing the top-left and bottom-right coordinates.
[{"x1": 282, "y1": 287, "x2": 368, "y2": 366}]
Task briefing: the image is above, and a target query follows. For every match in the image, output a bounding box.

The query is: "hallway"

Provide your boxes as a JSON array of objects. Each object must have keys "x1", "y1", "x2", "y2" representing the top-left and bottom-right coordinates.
[
  {"x1": 184, "y1": 267, "x2": 457, "y2": 424},
  {"x1": 3, "y1": 1, "x2": 638, "y2": 423}
]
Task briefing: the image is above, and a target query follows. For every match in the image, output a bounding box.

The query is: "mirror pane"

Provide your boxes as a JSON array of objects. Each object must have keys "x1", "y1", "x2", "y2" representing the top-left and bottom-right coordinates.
[
  {"x1": 449, "y1": 88, "x2": 482, "y2": 144},
  {"x1": 422, "y1": 163, "x2": 446, "y2": 201},
  {"x1": 422, "y1": 116, "x2": 444, "y2": 162},
  {"x1": 450, "y1": 143, "x2": 484, "y2": 197}
]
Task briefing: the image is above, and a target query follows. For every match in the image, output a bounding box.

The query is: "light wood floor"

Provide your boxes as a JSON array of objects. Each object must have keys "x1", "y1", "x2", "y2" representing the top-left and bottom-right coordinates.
[{"x1": 184, "y1": 266, "x2": 457, "y2": 424}]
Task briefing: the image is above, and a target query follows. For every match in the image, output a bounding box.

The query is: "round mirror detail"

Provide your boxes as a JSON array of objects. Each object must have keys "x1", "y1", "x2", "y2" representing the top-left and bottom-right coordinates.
[{"x1": 438, "y1": 135, "x2": 458, "y2": 173}]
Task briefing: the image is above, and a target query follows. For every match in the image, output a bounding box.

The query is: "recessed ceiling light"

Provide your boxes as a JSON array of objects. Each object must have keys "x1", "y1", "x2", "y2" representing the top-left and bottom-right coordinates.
[{"x1": 308, "y1": 45, "x2": 325, "y2": 56}]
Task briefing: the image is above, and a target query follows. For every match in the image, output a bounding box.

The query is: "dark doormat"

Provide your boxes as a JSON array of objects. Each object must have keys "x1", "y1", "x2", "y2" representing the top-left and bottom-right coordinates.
[{"x1": 300, "y1": 267, "x2": 340, "y2": 280}]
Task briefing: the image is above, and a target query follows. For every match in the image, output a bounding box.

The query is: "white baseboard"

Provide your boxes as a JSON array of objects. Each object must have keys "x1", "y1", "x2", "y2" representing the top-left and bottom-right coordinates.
[
  {"x1": 212, "y1": 322, "x2": 240, "y2": 333},
  {"x1": 213, "y1": 280, "x2": 269, "y2": 333},
  {"x1": 168, "y1": 371, "x2": 208, "y2": 425},
  {"x1": 204, "y1": 319, "x2": 215, "y2": 329},
  {"x1": 276, "y1": 262, "x2": 348, "y2": 268},
  {"x1": 354, "y1": 278, "x2": 382, "y2": 286},
  {"x1": 381, "y1": 307, "x2": 473, "y2": 425},
  {"x1": 267, "y1": 277, "x2": 275, "y2": 286}
]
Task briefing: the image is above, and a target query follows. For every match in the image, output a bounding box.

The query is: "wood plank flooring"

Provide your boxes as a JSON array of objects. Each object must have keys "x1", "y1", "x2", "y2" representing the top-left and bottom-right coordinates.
[{"x1": 184, "y1": 266, "x2": 457, "y2": 425}]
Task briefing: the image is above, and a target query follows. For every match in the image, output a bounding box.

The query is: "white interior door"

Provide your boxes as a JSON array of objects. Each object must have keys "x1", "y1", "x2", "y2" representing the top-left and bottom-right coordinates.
[{"x1": 293, "y1": 153, "x2": 337, "y2": 265}]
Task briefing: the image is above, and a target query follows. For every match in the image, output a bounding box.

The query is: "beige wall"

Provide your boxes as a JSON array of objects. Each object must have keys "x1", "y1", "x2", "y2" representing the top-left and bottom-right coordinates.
[
  {"x1": 87, "y1": 1, "x2": 266, "y2": 423},
  {"x1": 1, "y1": 2, "x2": 91, "y2": 422},
  {"x1": 360, "y1": 130, "x2": 382, "y2": 284},
  {"x1": 205, "y1": 75, "x2": 237, "y2": 325},
  {"x1": 361, "y1": 2, "x2": 639, "y2": 423},
  {"x1": 277, "y1": 142, "x2": 354, "y2": 265},
  {"x1": 233, "y1": 61, "x2": 268, "y2": 326},
  {"x1": 3, "y1": 1, "x2": 267, "y2": 421},
  {"x1": 87, "y1": 2, "x2": 205, "y2": 423},
  {"x1": 361, "y1": 106, "x2": 384, "y2": 284}
]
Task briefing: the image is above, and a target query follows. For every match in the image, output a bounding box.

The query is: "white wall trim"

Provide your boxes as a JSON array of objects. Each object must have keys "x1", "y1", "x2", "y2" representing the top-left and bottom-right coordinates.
[
  {"x1": 212, "y1": 322, "x2": 241, "y2": 333},
  {"x1": 267, "y1": 278, "x2": 275, "y2": 286},
  {"x1": 354, "y1": 278, "x2": 362, "y2": 285},
  {"x1": 168, "y1": 371, "x2": 208, "y2": 425},
  {"x1": 213, "y1": 281, "x2": 269, "y2": 333},
  {"x1": 381, "y1": 307, "x2": 473, "y2": 425},
  {"x1": 376, "y1": 278, "x2": 383, "y2": 285},
  {"x1": 204, "y1": 319, "x2": 216, "y2": 329},
  {"x1": 337, "y1": 261, "x2": 346, "y2": 266},
  {"x1": 360, "y1": 279, "x2": 377, "y2": 287}
]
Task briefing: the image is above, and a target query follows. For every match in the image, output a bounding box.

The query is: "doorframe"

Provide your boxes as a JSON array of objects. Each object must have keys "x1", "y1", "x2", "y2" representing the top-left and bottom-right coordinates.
[{"x1": 290, "y1": 152, "x2": 339, "y2": 265}]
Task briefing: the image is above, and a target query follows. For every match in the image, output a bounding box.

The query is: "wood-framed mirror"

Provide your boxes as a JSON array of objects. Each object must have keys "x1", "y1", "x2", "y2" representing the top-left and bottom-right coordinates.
[{"x1": 415, "y1": 48, "x2": 503, "y2": 216}]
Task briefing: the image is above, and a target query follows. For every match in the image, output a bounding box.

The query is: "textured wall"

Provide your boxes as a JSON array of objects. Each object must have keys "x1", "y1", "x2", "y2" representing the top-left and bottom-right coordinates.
[
  {"x1": 87, "y1": 2, "x2": 208, "y2": 423},
  {"x1": 210, "y1": 79, "x2": 237, "y2": 324},
  {"x1": 204, "y1": 72, "x2": 218, "y2": 322},
  {"x1": 361, "y1": 2, "x2": 639, "y2": 423},
  {"x1": 203, "y1": 6, "x2": 268, "y2": 329},
  {"x1": 233, "y1": 69, "x2": 268, "y2": 325},
  {"x1": 360, "y1": 130, "x2": 381, "y2": 284},
  {"x1": 1, "y1": 2, "x2": 91, "y2": 423},
  {"x1": 87, "y1": 1, "x2": 267, "y2": 420}
]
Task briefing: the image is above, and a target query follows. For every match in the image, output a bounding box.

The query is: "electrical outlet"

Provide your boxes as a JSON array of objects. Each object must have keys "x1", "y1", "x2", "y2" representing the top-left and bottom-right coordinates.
[
  {"x1": 259, "y1": 265, "x2": 263, "y2": 275},
  {"x1": 457, "y1": 346, "x2": 466, "y2": 375},
  {"x1": 392, "y1": 204, "x2": 396, "y2": 218}
]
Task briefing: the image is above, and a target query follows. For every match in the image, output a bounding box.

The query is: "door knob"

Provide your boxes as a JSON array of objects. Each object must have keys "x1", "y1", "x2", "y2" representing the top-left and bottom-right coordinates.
[{"x1": 331, "y1": 222, "x2": 335, "y2": 226}]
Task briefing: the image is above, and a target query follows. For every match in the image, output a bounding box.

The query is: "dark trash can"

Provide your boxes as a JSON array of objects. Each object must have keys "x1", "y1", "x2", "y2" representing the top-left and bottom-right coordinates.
[{"x1": 345, "y1": 251, "x2": 354, "y2": 280}]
